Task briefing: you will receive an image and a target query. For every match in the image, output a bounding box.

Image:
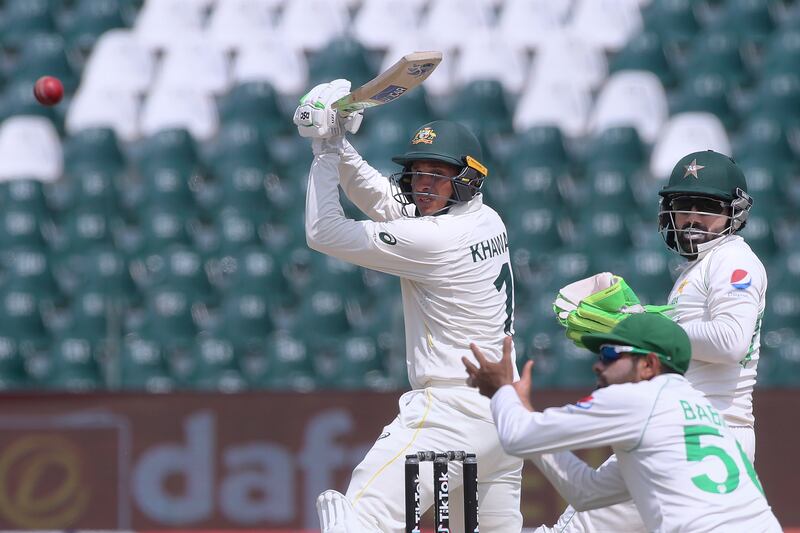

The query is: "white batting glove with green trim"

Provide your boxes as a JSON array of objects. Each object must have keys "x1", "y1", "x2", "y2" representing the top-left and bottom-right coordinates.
[{"x1": 293, "y1": 79, "x2": 363, "y2": 141}]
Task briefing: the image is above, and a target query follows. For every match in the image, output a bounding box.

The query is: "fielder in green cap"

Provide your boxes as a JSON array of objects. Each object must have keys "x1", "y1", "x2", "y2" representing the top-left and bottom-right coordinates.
[
  {"x1": 463, "y1": 314, "x2": 781, "y2": 532},
  {"x1": 546, "y1": 149, "x2": 769, "y2": 533},
  {"x1": 293, "y1": 79, "x2": 523, "y2": 531}
]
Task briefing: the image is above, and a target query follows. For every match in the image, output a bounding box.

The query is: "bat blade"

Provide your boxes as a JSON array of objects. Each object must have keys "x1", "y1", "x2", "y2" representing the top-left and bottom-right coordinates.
[{"x1": 333, "y1": 51, "x2": 442, "y2": 115}]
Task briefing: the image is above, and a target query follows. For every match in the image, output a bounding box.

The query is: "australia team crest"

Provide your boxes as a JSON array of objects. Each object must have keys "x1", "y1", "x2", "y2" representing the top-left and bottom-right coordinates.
[{"x1": 412, "y1": 127, "x2": 437, "y2": 144}]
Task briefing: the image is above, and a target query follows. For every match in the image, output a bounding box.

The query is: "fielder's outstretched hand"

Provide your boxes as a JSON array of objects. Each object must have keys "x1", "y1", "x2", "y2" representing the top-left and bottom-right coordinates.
[
  {"x1": 513, "y1": 360, "x2": 535, "y2": 412},
  {"x1": 463, "y1": 336, "x2": 515, "y2": 399}
]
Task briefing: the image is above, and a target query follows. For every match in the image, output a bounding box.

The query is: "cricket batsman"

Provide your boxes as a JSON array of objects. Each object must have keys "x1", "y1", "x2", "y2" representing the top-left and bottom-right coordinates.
[{"x1": 293, "y1": 79, "x2": 523, "y2": 532}]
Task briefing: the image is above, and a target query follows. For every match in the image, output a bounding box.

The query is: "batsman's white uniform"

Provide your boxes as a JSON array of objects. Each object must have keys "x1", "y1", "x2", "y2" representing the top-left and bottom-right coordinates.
[
  {"x1": 306, "y1": 140, "x2": 523, "y2": 532},
  {"x1": 492, "y1": 374, "x2": 781, "y2": 533},
  {"x1": 538, "y1": 235, "x2": 768, "y2": 533}
]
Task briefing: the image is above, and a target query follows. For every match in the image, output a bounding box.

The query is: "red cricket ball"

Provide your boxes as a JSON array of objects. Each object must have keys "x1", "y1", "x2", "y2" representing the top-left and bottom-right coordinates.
[{"x1": 33, "y1": 76, "x2": 64, "y2": 106}]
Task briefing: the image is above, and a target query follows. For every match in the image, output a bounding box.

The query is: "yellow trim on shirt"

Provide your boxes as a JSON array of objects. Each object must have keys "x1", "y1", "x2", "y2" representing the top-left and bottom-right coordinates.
[{"x1": 353, "y1": 388, "x2": 433, "y2": 504}]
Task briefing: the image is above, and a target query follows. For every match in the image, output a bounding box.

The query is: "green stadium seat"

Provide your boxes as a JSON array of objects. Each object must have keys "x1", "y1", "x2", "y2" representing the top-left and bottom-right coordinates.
[
  {"x1": 131, "y1": 244, "x2": 211, "y2": 297},
  {"x1": 0, "y1": 81, "x2": 60, "y2": 125},
  {"x1": 206, "y1": 121, "x2": 272, "y2": 175},
  {"x1": 641, "y1": 0, "x2": 701, "y2": 52},
  {"x1": 448, "y1": 80, "x2": 514, "y2": 140},
  {"x1": 705, "y1": 0, "x2": 776, "y2": 46},
  {"x1": 351, "y1": 116, "x2": 412, "y2": 172},
  {"x1": 736, "y1": 162, "x2": 791, "y2": 209},
  {"x1": 52, "y1": 290, "x2": 124, "y2": 343},
  {"x1": 500, "y1": 126, "x2": 571, "y2": 205},
  {"x1": 213, "y1": 161, "x2": 273, "y2": 213},
  {"x1": 306, "y1": 37, "x2": 376, "y2": 88},
  {"x1": 0, "y1": 287, "x2": 48, "y2": 344},
  {"x1": 190, "y1": 335, "x2": 248, "y2": 391},
  {"x1": 609, "y1": 31, "x2": 676, "y2": 87},
  {"x1": 735, "y1": 117, "x2": 795, "y2": 164},
  {"x1": 542, "y1": 250, "x2": 593, "y2": 298},
  {"x1": 584, "y1": 126, "x2": 647, "y2": 170},
  {"x1": 575, "y1": 209, "x2": 634, "y2": 254},
  {"x1": 9, "y1": 33, "x2": 78, "y2": 92},
  {"x1": 63, "y1": 127, "x2": 125, "y2": 175},
  {"x1": 764, "y1": 251, "x2": 800, "y2": 332},
  {"x1": 119, "y1": 335, "x2": 173, "y2": 391},
  {"x1": 47, "y1": 336, "x2": 103, "y2": 391},
  {"x1": 218, "y1": 81, "x2": 288, "y2": 137},
  {"x1": 0, "y1": 247, "x2": 58, "y2": 301},
  {"x1": 137, "y1": 163, "x2": 198, "y2": 211},
  {"x1": 281, "y1": 246, "x2": 318, "y2": 297},
  {"x1": 0, "y1": 0, "x2": 57, "y2": 52},
  {"x1": 760, "y1": 30, "x2": 800, "y2": 79},
  {"x1": 680, "y1": 32, "x2": 748, "y2": 88},
  {"x1": 134, "y1": 128, "x2": 200, "y2": 177},
  {"x1": 0, "y1": 180, "x2": 53, "y2": 247},
  {"x1": 670, "y1": 74, "x2": 737, "y2": 130},
  {"x1": 614, "y1": 249, "x2": 675, "y2": 305},
  {"x1": 62, "y1": 0, "x2": 127, "y2": 61},
  {"x1": 310, "y1": 255, "x2": 368, "y2": 296},
  {"x1": 293, "y1": 288, "x2": 354, "y2": 339},
  {"x1": 0, "y1": 206, "x2": 48, "y2": 249},
  {"x1": 138, "y1": 286, "x2": 200, "y2": 346},
  {"x1": 56, "y1": 246, "x2": 136, "y2": 302},
  {"x1": 54, "y1": 168, "x2": 121, "y2": 214},
  {"x1": 505, "y1": 205, "x2": 564, "y2": 253},
  {"x1": 206, "y1": 207, "x2": 269, "y2": 258},
  {"x1": 314, "y1": 335, "x2": 387, "y2": 390},
  {"x1": 0, "y1": 179, "x2": 49, "y2": 216},
  {"x1": 758, "y1": 335, "x2": 800, "y2": 387},
  {"x1": 748, "y1": 74, "x2": 800, "y2": 128},
  {"x1": 0, "y1": 335, "x2": 29, "y2": 389},
  {"x1": 738, "y1": 212, "x2": 780, "y2": 258},
  {"x1": 259, "y1": 331, "x2": 315, "y2": 391},
  {"x1": 53, "y1": 208, "x2": 116, "y2": 255},
  {"x1": 549, "y1": 336, "x2": 601, "y2": 389},
  {"x1": 215, "y1": 292, "x2": 273, "y2": 349},
  {"x1": 585, "y1": 163, "x2": 639, "y2": 209},
  {"x1": 135, "y1": 206, "x2": 194, "y2": 255}
]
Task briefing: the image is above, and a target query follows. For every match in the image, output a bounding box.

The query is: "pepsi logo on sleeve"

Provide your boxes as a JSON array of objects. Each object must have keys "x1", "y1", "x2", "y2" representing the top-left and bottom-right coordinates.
[
  {"x1": 574, "y1": 395, "x2": 594, "y2": 409},
  {"x1": 730, "y1": 269, "x2": 752, "y2": 290}
]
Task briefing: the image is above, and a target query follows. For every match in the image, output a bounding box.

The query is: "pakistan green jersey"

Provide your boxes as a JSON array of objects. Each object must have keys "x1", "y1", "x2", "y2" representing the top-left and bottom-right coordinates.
[{"x1": 491, "y1": 374, "x2": 781, "y2": 532}]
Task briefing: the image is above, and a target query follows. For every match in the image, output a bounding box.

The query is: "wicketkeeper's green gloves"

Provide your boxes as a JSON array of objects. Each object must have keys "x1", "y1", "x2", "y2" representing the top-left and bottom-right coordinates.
[{"x1": 553, "y1": 273, "x2": 674, "y2": 348}]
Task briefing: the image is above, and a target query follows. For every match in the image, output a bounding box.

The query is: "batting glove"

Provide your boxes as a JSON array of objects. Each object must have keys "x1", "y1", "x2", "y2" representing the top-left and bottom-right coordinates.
[{"x1": 293, "y1": 79, "x2": 364, "y2": 141}]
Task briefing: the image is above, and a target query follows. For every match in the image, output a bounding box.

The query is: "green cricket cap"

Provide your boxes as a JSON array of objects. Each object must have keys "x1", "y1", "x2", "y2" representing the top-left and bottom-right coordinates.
[
  {"x1": 658, "y1": 150, "x2": 747, "y2": 201},
  {"x1": 582, "y1": 313, "x2": 691, "y2": 374},
  {"x1": 391, "y1": 120, "x2": 484, "y2": 169}
]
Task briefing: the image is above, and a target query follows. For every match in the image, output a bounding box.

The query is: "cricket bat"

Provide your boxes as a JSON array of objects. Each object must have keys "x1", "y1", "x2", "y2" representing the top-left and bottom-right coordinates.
[{"x1": 333, "y1": 51, "x2": 443, "y2": 116}]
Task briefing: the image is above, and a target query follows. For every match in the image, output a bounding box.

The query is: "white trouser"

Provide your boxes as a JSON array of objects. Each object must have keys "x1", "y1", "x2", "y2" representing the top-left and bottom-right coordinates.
[
  {"x1": 345, "y1": 386, "x2": 523, "y2": 533},
  {"x1": 532, "y1": 426, "x2": 756, "y2": 533}
]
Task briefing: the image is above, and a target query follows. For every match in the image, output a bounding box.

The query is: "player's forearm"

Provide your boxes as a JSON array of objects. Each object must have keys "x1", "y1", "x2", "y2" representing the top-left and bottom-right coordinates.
[
  {"x1": 491, "y1": 386, "x2": 593, "y2": 457},
  {"x1": 305, "y1": 154, "x2": 371, "y2": 254},
  {"x1": 338, "y1": 140, "x2": 402, "y2": 222},
  {"x1": 680, "y1": 311, "x2": 757, "y2": 365},
  {"x1": 492, "y1": 386, "x2": 640, "y2": 456},
  {"x1": 530, "y1": 453, "x2": 632, "y2": 511}
]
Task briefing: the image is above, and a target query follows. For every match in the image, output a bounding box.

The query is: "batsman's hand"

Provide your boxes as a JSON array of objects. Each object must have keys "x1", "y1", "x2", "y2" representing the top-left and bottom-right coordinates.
[{"x1": 293, "y1": 79, "x2": 363, "y2": 141}]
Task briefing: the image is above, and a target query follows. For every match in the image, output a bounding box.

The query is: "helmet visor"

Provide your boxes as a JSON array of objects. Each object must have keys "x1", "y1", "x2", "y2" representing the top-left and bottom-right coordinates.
[
  {"x1": 668, "y1": 195, "x2": 728, "y2": 215},
  {"x1": 659, "y1": 195, "x2": 733, "y2": 255}
]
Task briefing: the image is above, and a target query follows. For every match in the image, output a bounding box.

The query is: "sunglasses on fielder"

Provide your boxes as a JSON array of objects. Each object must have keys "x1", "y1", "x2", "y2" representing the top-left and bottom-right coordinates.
[
  {"x1": 598, "y1": 344, "x2": 659, "y2": 364},
  {"x1": 668, "y1": 196, "x2": 728, "y2": 215}
]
